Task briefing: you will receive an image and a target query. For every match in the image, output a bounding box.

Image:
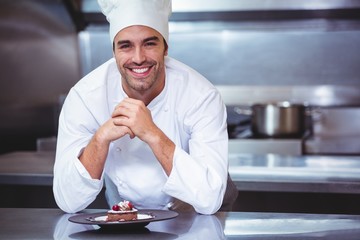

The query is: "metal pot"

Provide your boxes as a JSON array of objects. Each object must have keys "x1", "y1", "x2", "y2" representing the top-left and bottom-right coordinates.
[{"x1": 234, "y1": 102, "x2": 307, "y2": 138}]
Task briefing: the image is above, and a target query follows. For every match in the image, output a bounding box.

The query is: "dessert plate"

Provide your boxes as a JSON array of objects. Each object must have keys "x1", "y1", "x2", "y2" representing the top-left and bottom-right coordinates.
[{"x1": 68, "y1": 209, "x2": 178, "y2": 229}]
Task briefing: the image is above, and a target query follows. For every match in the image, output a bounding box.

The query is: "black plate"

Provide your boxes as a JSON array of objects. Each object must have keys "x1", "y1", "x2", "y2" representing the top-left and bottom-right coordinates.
[{"x1": 68, "y1": 209, "x2": 178, "y2": 229}]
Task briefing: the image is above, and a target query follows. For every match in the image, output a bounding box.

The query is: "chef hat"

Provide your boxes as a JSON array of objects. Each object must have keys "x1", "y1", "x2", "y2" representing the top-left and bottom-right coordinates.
[{"x1": 98, "y1": 0, "x2": 172, "y2": 44}]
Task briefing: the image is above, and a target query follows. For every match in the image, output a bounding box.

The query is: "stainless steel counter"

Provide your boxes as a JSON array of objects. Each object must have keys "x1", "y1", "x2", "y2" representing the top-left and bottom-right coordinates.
[
  {"x1": 1, "y1": 208, "x2": 360, "y2": 239},
  {"x1": 1, "y1": 151, "x2": 360, "y2": 195},
  {"x1": 229, "y1": 153, "x2": 360, "y2": 194},
  {"x1": 0, "y1": 151, "x2": 54, "y2": 186}
]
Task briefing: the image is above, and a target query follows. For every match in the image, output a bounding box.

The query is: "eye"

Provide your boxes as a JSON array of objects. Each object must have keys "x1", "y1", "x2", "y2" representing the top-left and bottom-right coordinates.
[
  {"x1": 145, "y1": 41, "x2": 157, "y2": 47},
  {"x1": 119, "y1": 43, "x2": 130, "y2": 49},
  {"x1": 116, "y1": 41, "x2": 132, "y2": 51}
]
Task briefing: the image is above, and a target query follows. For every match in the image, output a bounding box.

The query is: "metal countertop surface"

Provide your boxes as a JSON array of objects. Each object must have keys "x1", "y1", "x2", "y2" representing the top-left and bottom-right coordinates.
[
  {"x1": 229, "y1": 153, "x2": 360, "y2": 193},
  {"x1": 0, "y1": 151, "x2": 54, "y2": 186},
  {"x1": 1, "y1": 151, "x2": 360, "y2": 194},
  {"x1": 1, "y1": 208, "x2": 360, "y2": 239}
]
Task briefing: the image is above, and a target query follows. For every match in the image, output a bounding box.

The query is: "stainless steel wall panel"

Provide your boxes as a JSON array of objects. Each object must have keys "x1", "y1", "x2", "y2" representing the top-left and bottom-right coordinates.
[
  {"x1": 78, "y1": 20, "x2": 360, "y2": 106},
  {"x1": 0, "y1": 0, "x2": 81, "y2": 153}
]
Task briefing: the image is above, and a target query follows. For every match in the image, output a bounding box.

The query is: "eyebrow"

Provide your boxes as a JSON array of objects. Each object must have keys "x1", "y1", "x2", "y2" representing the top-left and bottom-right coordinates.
[
  {"x1": 116, "y1": 36, "x2": 160, "y2": 46},
  {"x1": 143, "y1": 36, "x2": 160, "y2": 43},
  {"x1": 116, "y1": 40, "x2": 131, "y2": 46}
]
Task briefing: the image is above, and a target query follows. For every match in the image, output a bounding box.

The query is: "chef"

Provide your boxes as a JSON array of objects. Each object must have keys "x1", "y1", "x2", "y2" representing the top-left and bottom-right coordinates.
[{"x1": 53, "y1": 0, "x2": 238, "y2": 214}]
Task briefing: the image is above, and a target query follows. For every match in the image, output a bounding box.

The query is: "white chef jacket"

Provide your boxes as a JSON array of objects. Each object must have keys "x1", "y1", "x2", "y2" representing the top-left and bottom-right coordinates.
[{"x1": 53, "y1": 56, "x2": 229, "y2": 214}]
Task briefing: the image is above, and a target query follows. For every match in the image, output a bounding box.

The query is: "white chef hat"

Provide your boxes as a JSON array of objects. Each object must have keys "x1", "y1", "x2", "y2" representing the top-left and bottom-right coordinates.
[{"x1": 98, "y1": 0, "x2": 172, "y2": 44}]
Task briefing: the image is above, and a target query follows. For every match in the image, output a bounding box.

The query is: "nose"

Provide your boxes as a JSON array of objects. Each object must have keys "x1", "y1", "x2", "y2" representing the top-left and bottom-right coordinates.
[{"x1": 132, "y1": 46, "x2": 146, "y2": 65}]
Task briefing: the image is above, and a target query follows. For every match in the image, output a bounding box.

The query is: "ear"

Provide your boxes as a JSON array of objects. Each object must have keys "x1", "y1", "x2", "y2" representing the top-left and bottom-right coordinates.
[{"x1": 163, "y1": 38, "x2": 168, "y2": 56}]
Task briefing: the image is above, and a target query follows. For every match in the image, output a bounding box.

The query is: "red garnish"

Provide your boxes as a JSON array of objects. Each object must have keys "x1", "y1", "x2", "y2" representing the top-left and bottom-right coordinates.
[
  {"x1": 128, "y1": 202, "x2": 134, "y2": 210},
  {"x1": 112, "y1": 204, "x2": 120, "y2": 211}
]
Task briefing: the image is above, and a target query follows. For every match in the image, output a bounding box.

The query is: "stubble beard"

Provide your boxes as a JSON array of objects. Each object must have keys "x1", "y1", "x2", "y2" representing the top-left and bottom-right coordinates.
[{"x1": 121, "y1": 61, "x2": 164, "y2": 92}]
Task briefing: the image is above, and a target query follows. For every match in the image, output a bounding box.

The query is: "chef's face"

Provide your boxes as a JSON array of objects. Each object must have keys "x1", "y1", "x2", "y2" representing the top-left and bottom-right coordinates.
[{"x1": 113, "y1": 25, "x2": 168, "y2": 98}]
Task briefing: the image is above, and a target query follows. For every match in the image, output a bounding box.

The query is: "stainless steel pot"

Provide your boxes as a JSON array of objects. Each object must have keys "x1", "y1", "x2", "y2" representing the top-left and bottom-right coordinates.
[
  {"x1": 234, "y1": 102, "x2": 307, "y2": 138},
  {"x1": 251, "y1": 102, "x2": 306, "y2": 138}
]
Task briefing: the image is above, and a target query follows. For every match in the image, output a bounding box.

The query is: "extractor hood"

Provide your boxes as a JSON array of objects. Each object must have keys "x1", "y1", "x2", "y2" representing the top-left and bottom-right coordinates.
[{"x1": 64, "y1": 0, "x2": 360, "y2": 31}]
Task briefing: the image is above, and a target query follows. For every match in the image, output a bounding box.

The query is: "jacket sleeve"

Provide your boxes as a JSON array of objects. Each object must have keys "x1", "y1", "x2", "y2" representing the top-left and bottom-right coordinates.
[
  {"x1": 53, "y1": 88, "x2": 104, "y2": 213},
  {"x1": 162, "y1": 89, "x2": 229, "y2": 214}
]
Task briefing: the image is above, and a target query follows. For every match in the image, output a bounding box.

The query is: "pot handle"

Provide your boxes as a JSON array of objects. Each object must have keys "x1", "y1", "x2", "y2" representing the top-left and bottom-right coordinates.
[
  {"x1": 305, "y1": 107, "x2": 323, "y2": 123},
  {"x1": 233, "y1": 106, "x2": 252, "y2": 115}
]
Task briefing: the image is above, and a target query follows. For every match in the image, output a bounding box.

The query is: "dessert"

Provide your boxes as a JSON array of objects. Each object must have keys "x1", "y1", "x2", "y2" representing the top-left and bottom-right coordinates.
[{"x1": 107, "y1": 200, "x2": 138, "y2": 222}]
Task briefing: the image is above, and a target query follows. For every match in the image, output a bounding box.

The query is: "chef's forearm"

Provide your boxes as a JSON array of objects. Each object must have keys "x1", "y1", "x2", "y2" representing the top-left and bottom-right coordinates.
[
  {"x1": 147, "y1": 129, "x2": 175, "y2": 176},
  {"x1": 163, "y1": 143, "x2": 228, "y2": 215},
  {"x1": 79, "y1": 131, "x2": 110, "y2": 179}
]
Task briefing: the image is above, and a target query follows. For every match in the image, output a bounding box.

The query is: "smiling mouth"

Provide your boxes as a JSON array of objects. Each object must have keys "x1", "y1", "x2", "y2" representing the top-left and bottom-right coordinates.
[{"x1": 131, "y1": 67, "x2": 149, "y2": 74}]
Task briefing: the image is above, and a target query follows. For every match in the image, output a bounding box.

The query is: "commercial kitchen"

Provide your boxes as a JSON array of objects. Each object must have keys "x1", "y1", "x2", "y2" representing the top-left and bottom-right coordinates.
[{"x1": 1, "y1": 0, "x2": 360, "y2": 238}]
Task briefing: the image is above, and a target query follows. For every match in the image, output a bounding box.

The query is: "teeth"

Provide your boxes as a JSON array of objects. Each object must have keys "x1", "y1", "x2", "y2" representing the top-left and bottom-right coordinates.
[{"x1": 132, "y1": 68, "x2": 148, "y2": 74}]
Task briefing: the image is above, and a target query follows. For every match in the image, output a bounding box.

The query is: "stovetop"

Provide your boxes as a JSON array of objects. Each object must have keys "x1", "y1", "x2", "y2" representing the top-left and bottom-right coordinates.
[
  {"x1": 228, "y1": 123, "x2": 360, "y2": 156},
  {"x1": 226, "y1": 106, "x2": 308, "y2": 155},
  {"x1": 226, "y1": 106, "x2": 360, "y2": 156}
]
